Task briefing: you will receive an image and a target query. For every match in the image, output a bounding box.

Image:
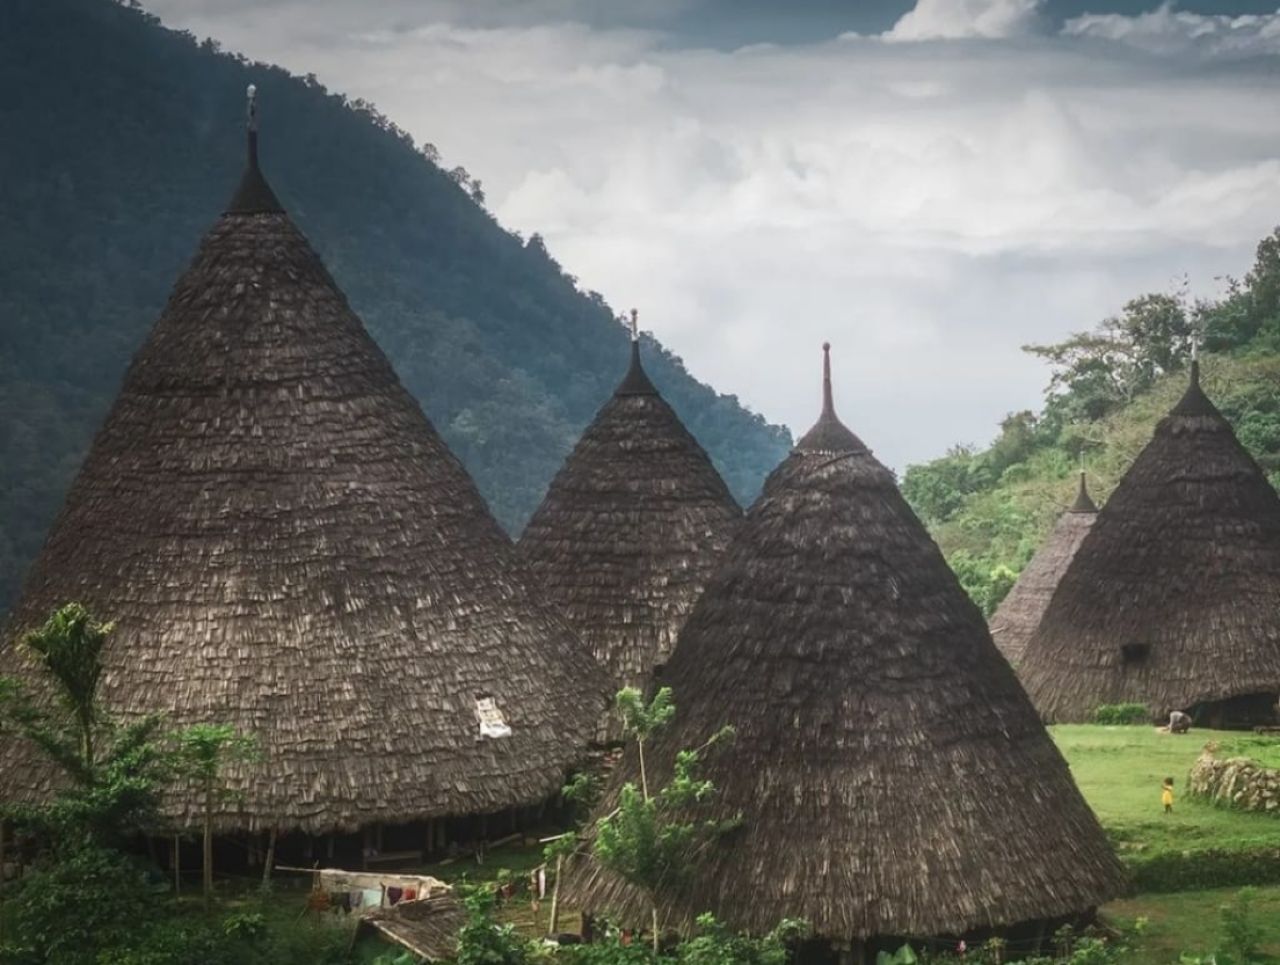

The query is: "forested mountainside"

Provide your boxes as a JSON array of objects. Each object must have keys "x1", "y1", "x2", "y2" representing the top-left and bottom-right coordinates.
[
  {"x1": 903, "y1": 228, "x2": 1280, "y2": 614},
  {"x1": 0, "y1": 0, "x2": 791, "y2": 612}
]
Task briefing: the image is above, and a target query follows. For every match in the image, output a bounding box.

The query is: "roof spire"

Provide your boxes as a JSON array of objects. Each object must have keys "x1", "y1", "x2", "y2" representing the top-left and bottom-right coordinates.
[
  {"x1": 226, "y1": 82, "x2": 284, "y2": 215},
  {"x1": 247, "y1": 83, "x2": 260, "y2": 169},
  {"x1": 821, "y1": 341, "x2": 834, "y2": 417},
  {"x1": 1190, "y1": 331, "x2": 1200, "y2": 388},
  {"x1": 615, "y1": 308, "x2": 657, "y2": 396},
  {"x1": 1070, "y1": 461, "x2": 1097, "y2": 513}
]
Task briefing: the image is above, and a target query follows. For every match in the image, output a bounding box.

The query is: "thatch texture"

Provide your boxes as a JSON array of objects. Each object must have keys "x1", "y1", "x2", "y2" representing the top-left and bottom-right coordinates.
[
  {"x1": 360, "y1": 895, "x2": 468, "y2": 962},
  {"x1": 0, "y1": 121, "x2": 607, "y2": 833},
  {"x1": 989, "y1": 474, "x2": 1098, "y2": 667},
  {"x1": 1019, "y1": 362, "x2": 1280, "y2": 723},
  {"x1": 517, "y1": 338, "x2": 741, "y2": 736},
  {"x1": 564, "y1": 346, "x2": 1125, "y2": 943}
]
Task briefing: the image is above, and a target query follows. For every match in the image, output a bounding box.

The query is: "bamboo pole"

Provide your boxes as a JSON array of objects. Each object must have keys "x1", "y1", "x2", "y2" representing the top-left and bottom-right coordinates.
[
  {"x1": 261, "y1": 827, "x2": 278, "y2": 889},
  {"x1": 547, "y1": 854, "x2": 564, "y2": 934},
  {"x1": 172, "y1": 834, "x2": 181, "y2": 895},
  {"x1": 0, "y1": 818, "x2": 8, "y2": 945},
  {"x1": 202, "y1": 776, "x2": 214, "y2": 912}
]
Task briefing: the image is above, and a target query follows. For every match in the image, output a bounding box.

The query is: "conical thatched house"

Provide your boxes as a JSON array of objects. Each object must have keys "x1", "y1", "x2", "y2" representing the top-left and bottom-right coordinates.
[
  {"x1": 565, "y1": 346, "x2": 1125, "y2": 957},
  {"x1": 989, "y1": 473, "x2": 1098, "y2": 667},
  {"x1": 1020, "y1": 360, "x2": 1280, "y2": 725},
  {"x1": 0, "y1": 92, "x2": 607, "y2": 836},
  {"x1": 517, "y1": 318, "x2": 741, "y2": 738}
]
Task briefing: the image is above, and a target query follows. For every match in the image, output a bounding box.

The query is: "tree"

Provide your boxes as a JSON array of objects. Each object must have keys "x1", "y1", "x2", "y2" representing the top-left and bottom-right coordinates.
[
  {"x1": 590, "y1": 688, "x2": 737, "y2": 952},
  {"x1": 0, "y1": 603, "x2": 170, "y2": 849},
  {"x1": 175, "y1": 723, "x2": 259, "y2": 910},
  {"x1": 1023, "y1": 292, "x2": 1193, "y2": 421}
]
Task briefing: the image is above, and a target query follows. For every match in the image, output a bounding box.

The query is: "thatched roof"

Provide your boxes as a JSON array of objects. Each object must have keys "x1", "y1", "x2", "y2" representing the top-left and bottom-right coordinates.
[
  {"x1": 517, "y1": 329, "x2": 741, "y2": 733},
  {"x1": 0, "y1": 99, "x2": 608, "y2": 834},
  {"x1": 989, "y1": 473, "x2": 1098, "y2": 666},
  {"x1": 1019, "y1": 361, "x2": 1280, "y2": 722},
  {"x1": 564, "y1": 345, "x2": 1125, "y2": 943},
  {"x1": 360, "y1": 895, "x2": 468, "y2": 962}
]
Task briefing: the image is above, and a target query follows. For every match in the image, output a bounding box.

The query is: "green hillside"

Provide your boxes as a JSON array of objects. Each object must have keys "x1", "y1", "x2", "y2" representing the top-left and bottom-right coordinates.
[
  {"x1": 904, "y1": 229, "x2": 1280, "y2": 613},
  {"x1": 0, "y1": 0, "x2": 791, "y2": 613}
]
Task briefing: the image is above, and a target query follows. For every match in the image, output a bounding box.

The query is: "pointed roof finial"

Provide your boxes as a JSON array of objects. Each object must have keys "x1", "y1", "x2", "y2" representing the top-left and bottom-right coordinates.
[
  {"x1": 1070, "y1": 464, "x2": 1097, "y2": 513},
  {"x1": 247, "y1": 84, "x2": 259, "y2": 167},
  {"x1": 821, "y1": 341, "x2": 834, "y2": 417},
  {"x1": 1190, "y1": 331, "x2": 1201, "y2": 388},
  {"x1": 227, "y1": 83, "x2": 283, "y2": 215},
  {"x1": 615, "y1": 308, "x2": 657, "y2": 396}
]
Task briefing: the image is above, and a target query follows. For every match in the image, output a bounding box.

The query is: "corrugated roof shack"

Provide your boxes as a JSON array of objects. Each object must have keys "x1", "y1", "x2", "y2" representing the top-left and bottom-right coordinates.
[
  {"x1": 0, "y1": 89, "x2": 609, "y2": 850},
  {"x1": 989, "y1": 473, "x2": 1098, "y2": 667},
  {"x1": 564, "y1": 346, "x2": 1126, "y2": 961},
  {"x1": 1020, "y1": 360, "x2": 1280, "y2": 726},
  {"x1": 518, "y1": 314, "x2": 741, "y2": 741}
]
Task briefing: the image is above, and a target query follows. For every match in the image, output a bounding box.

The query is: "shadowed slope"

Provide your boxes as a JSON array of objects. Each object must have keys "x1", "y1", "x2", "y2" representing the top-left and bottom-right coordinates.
[
  {"x1": 989, "y1": 473, "x2": 1098, "y2": 667},
  {"x1": 565, "y1": 346, "x2": 1124, "y2": 942},
  {"x1": 517, "y1": 337, "x2": 741, "y2": 732},
  {"x1": 1020, "y1": 362, "x2": 1280, "y2": 723},
  {"x1": 0, "y1": 122, "x2": 608, "y2": 833}
]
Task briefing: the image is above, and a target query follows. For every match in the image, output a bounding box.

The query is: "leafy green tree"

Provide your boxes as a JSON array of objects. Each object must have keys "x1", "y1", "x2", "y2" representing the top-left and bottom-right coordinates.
[
  {"x1": 174, "y1": 724, "x2": 259, "y2": 910},
  {"x1": 590, "y1": 688, "x2": 737, "y2": 952}
]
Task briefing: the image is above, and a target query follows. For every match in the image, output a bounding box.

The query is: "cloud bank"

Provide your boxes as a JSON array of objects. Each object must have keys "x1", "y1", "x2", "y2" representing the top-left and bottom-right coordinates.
[{"x1": 142, "y1": 0, "x2": 1280, "y2": 472}]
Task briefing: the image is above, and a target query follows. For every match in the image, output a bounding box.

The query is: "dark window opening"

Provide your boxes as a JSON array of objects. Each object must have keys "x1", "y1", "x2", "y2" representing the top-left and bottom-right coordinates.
[{"x1": 1121, "y1": 643, "x2": 1150, "y2": 665}]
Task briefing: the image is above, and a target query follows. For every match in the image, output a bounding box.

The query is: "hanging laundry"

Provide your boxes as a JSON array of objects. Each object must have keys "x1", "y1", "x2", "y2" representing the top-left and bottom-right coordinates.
[
  {"x1": 402, "y1": 887, "x2": 417, "y2": 902},
  {"x1": 387, "y1": 886, "x2": 404, "y2": 905}
]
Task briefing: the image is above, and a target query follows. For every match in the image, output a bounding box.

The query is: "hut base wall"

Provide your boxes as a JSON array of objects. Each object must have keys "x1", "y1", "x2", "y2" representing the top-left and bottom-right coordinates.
[{"x1": 1189, "y1": 692, "x2": 1279, "y2": 731}]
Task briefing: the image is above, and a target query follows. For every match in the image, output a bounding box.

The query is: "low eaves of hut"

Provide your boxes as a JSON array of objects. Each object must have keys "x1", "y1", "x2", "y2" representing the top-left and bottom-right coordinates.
[
  {"x1": 564, "y1": 345, "x2": 1125, "y2": 955},
  {"x1": 0, "y1": 90, "x2": 608, "y2": 835},
  {"x1": 1019, "y1": 359, "x2": 1280, "y2": 725},
  {"x1": 989, "y1": 473, "x2": 1098, "y2": 667},
  {"x1": 517, "y1": 314, "x2": 741, "y2": 737}
]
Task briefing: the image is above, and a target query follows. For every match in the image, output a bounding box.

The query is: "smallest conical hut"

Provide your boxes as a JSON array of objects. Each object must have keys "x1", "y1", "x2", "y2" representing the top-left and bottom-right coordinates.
[
  {"x1": 517, "y1": 312, "x2": 742, "y2": 739},
  {"x1": 989, "y1": 472, "x2": 1098, "y2": 667},
  {"x1": 1020, "y1": 359, "x2": 1280, "y2": 725}
]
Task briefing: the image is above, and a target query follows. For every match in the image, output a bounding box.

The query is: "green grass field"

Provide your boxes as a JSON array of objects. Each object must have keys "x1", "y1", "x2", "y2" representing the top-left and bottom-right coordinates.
[{"x1": 1053, "y1": 724, "x2": 1280, "y2": 859}]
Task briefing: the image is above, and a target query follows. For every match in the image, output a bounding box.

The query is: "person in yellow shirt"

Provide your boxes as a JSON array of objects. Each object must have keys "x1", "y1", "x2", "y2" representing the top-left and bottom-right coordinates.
[{"x1": 1162, "y1": 777, "x2": 1175, "y2": 814}]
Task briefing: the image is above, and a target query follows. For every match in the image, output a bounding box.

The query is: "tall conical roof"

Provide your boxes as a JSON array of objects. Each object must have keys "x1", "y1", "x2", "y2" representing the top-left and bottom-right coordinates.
[
  {"x1": 517, "y1": 320, "x2": 741, "y2": 737},
  {"x1": 0, "y1": 92, "x2": 608, "y2": 833},
  {"x1": 989, "y1": 472, "x2": 1098, "y2": 666},
  {"x1": 1020, "y1": 361, "x2": 1280, "y2": 722},
  {"x1": 565, "y1": 346, "x2": 1124, "y2": 942}
]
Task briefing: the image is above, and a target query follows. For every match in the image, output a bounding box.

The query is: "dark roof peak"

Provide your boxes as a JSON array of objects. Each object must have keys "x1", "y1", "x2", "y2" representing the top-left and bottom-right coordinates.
[
  {"x1": 795, "y1": 342, "x2": 866, "y2": 454},
  {"x1": 227, "y1": 84, "x2": 284, "y2": 215},
  {"x1": 1068, "y1": 471, "x2": 1098, "y2": 514},
  {"x1": 1168, "y1": 358, "x2": 1219, "y2": 418},
  {"x1": 615, "y1": 319, "x2": 658, "y2": 396}
]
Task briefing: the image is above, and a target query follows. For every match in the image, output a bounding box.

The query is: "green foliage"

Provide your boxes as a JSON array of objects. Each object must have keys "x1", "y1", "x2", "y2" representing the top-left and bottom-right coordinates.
[
  {"x1": 1094, "y1": 703, "x2": 1151, "y2": 726},
  {"x1": 903, "y1": 226, "x2": 1280, "y2": 611},
  {"x1": 593, "y1": 690, "x2": 737, "y2": 943},
  {"x1": 0, "y1": 605, "x2": 171, "y2": 849},
  {"x1": 455, "y1": 888, "x2": 533, "y2": 965},
  {"x1": 1127, "y1": 847, "x2": 1280, "y2": 894},
  {"x1": 1217, "y1": 887, "x2": 1263, "y2": 964},
  {"x1": 0, "y1": 0, "x2": 791, "y2": 615},
  {"x1": 0, "y1": 844, "x2": 161, "y2": 965}
]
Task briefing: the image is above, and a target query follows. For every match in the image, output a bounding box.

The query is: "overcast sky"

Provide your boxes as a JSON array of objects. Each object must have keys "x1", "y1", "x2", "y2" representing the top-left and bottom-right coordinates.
[{"x1": 142, "y1": 0, "x2": 1280, "y2": 469}]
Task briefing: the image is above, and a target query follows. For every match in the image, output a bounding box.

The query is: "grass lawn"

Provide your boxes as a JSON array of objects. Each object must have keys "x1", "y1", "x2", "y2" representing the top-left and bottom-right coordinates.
[
  {"x1": 1052, "y1": 725, "x2": 1280, "y2": 861},
  {"x1": 1105, "y1": 886, "x2": 1280, "y2": 963}
]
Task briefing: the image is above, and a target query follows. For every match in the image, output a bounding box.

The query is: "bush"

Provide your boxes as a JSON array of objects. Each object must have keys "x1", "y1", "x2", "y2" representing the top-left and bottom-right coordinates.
[
  {"x1": 1127, "y1": 847, "x2": 1280, "y2": 893},
  {"x1": 1094, "y1": 704, "x2": 1150, "y2": 726}
]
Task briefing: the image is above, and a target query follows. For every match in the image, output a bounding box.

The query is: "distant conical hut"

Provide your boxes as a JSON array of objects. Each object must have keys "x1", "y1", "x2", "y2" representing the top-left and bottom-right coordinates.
[
  {"x1": 517, "y1": 313, "x2": 741, "y2": 738},
  {"x1": 565, "y1": 345, "x2": 1125, "y2": 958},
  {"x1": 1019, "y1": 359, "x2": 1280, "y2": 726},
  {"x1": 988, "y1": 472, "x2": 1098, "y2": 667},
  {"x1": 0, "y1": 89, "x2": 607, "y2": 840}
]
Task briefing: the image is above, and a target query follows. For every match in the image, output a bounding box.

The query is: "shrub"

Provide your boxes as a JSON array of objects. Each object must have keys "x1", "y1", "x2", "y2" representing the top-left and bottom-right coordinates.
[
  {"x1": 1094, "y1": 704, "x2": 1150, "y2": 726},
  {"x1": 1126, "y1": 847, "x2": 1280, "y2": 893},
  {"x1": 1218, "y1": 887, "x2": 1263, "y2": 964}
]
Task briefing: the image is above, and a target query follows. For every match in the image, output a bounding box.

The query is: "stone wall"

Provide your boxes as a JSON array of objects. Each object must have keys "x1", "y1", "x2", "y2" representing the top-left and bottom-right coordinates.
[{"x1": 1188, "y1": 743, "x2": 1280, "y2": 813}]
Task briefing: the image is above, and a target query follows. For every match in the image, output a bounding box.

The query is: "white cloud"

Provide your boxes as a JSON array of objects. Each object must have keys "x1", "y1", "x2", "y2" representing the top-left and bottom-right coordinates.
[
  {"x1": 1064, "y1": 3, "x2": 1280, "y2": 57},
  {"x1": 884, "y1": 0, "x2": 1045, "y2": 41},
  {"x1": 141, "y1": 0, "x2": 1280, "y2": 472}
]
